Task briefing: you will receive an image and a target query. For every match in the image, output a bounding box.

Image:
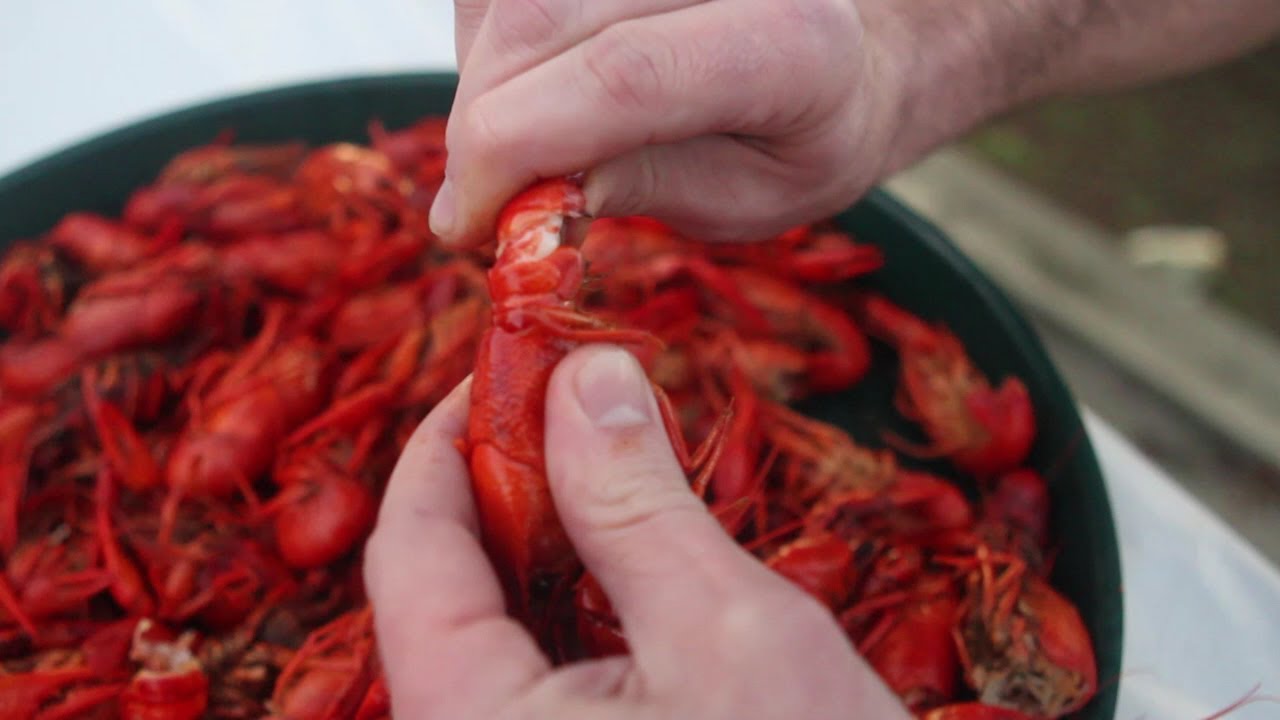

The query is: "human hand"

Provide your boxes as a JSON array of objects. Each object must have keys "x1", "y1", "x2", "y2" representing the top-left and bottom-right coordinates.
[
  {"x1": 363, "y1": 345, "x2": 910, "y2": 719},
  {"x1": 436, "y1": 0, "x2": 901, "y2": 246}
]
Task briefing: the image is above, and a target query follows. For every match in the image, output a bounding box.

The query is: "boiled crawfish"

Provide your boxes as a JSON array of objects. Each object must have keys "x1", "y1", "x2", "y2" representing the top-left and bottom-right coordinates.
[
  {"x1": 461, "y1": 178, "x2": 725, "y2": 626},
  {"x1": 859, "y1": 294, "x2": 1036, "y2": 477}
]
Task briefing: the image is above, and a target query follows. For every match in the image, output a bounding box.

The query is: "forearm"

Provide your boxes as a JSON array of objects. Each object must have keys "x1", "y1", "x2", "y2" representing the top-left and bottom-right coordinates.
[{"x1": 865, "y1": 0, "x2": 1280, "y2": 173}]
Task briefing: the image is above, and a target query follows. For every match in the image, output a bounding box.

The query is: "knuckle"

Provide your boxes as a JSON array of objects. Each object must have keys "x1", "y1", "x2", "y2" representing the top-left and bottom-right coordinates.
[
  {"x1": 489, "y1": 0, "x2": 564, "y2": 54},
  {"x1": 580, "y1": 24, "x2": 673, "y2": 113},
  {"x1": 569, "y1": 452, "x2": 698, "y2": 534}
]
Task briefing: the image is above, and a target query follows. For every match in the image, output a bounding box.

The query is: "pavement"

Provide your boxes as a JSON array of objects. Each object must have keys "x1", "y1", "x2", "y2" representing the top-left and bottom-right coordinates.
[{"x1": 885, "y1": 148, "x2": 1280, "y2": 565}]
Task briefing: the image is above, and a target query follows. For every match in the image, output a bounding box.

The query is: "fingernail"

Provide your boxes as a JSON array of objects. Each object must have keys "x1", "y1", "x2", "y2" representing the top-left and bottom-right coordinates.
[
  {"x1": 574, "y1": 348, "x2": 652, "y2": 429},
  {"x1": 430, "y1": 178, "x2": 456, "y2": 237}
]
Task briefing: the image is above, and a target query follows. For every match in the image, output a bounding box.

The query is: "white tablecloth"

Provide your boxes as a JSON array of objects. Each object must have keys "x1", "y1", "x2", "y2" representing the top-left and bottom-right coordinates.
[{"x1": 3, "y1": 3, "x2": 1278, "y2": 716}]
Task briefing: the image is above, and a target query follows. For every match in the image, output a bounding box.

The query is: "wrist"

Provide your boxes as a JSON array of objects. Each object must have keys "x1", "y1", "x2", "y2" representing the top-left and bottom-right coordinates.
[{"x1": 860, "y1": 0, "x2": 1084, "y2": 175}]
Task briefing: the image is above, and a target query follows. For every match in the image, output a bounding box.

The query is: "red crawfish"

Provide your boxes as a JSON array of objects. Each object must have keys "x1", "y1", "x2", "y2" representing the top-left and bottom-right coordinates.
[
  {"x1": 267, "y1": 606, "x2": 377, "y2": 720},
  {"x1": 570, "y1": 572, "x2": 629, "y2": 660},
  {"x1": 0, "y1": 244, "x2": 224, "y2": 400},
  {"x1": 265, "y1": 422, "x2": 384, "y2": 570},
  {"x1": 354, "y1": 674, "x2": 391, "y2": 720},
  {"x1": 127, "y1": 174, "x2": 303, "y2": 241},
  {"x1": 853, "y1": 574, "x2": 961, "y2": 713},
  {"x1": 91, "y1": 469, "x2": 156, "y2": 618},
  {"x1": 981, "y1": 468, "x2": 1051, "y2": 555},
  {"x1": 368, "y1": 117, "x2": 447, "y2": 174},
  {"x1": 156, "y1": 138, "x2": 306, "y2": 186},
  {"x1": 367, "y1": 116, "x2": 449, "y2": 204},
  {"x1": 47, "y1": 212, "x2": 176, "y2": 275},
  {"x1": 945, "y1": 545, "x2": 1098, "y2": 718},
  {"x1": 0, "y1": 241, "x2": 72, "y2": 338},
  {"x1": 712, "y1": 267, "x2": 872, "y2": 401},
  {"x1": 921, "y1": 704, "x2": 1036, "y2": 720},
  {"x1": 122, "y1": 618, "x2": 210, "y2": 720},
  {"x1": 161, "y1": 304, "x2": 329, "y2": 541},
  {"x1": 764, "y1": 531, "x2": 857, "y2": 610},
  {"x1": 293, "y1": 143, "x2": 419, "y2": 246},
  {"x1": 460, "y1": 178, "x2": 727, "y2": 622},
  {"x1": 81, "y1": 374, "x2": 162, "y2": 494},
  {"x1": 696, "y1": 222, "x2": 886, "y2": 282},
  {"x1": 325, "y1": 259, "x2": 487, "y2": 353},
  {"x1": 859, "y1": 294, "x2": 1035, "y2": 477},
  {"x1": 754, "y1": 400, "x2": 973, "y2": 539},
  {"x1": 128, "y1": 507, "x2": 297, "y2": 632},
  {"x1": 0, "y1": 401, "x2": 52, "y2": 554},
  {"x1": 0, "y1": 667, "x2": 123, "y2": 719},
  {"x1": 0, "y1": 485, "x2": 111, "y2": 641},
  {"x1": 124, "y1": 138, "x2": 307, "y2": 236},
  {"x1": 218, "y1": 229, "x2": 348, "y2": 297}
]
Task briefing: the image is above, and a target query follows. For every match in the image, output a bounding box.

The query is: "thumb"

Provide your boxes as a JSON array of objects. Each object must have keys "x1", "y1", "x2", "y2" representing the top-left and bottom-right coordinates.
[
  {"x1": 543, "y1": 345, "x2": 784, "y2": 669},
  {"x1": 582, "y1": 135, "x2": 847, "y2": 244}
]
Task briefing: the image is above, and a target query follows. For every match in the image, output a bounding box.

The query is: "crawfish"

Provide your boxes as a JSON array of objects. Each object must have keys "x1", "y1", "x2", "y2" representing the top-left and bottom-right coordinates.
[
  {"x1": 131, "y1": 174, "x2": 304, "y2": 240},
  {"x1": 293, "y1": 143, "x2": 419, "y2": 246},
  {"x1": 267, "y1": 606, "x2": 377, "y2": 720},
  {"x1": 0, "y1": 244, "x2": 225, "y2": 400},
  {"x1": 124, "y1": 139, "x2": 307, "y2": 236},
  {"x1": 129, "y1": 506, "x2": 296, "y2": 631},
  {"x1": 0, "y1": 241, "x2": 73, "y2": 338},
  {"x1": 122, "y1": 618, "x2": 210, "y2": 720},
  {"x1": 265, "y1": 426, "x2": 384, "y2": 570},
  {"x1": 720, "y1": 267, "x2": 872, "y2": 399},
  {"x1": 0, "y1": 496, "x2": 111, "y2": 640},
  {"x1": 47, "y1": 212, "x2": 175, "y2": 275},
  {"x1": 946, "y1": 545, "x2": 1097, "y2": 718},
  {"x1": 852, "y1": 573, "x2": 961, "y2": 713},
  {"x1": 326, "y1": 259, "x2": 487, "y2": 353},
  {"x1": 157, "y1": 138, "x2": 306, "y2": 186},
  {"x1": 0, "y1": 401, "x2": 53, "y2": 554},
  {"x1": 764, "y1": 530, "x2": 857, "y2": 610},
  {"x1": 461, "y1": 178, "x2": 726, "y2": 622},
  {"x1": 218, "y1": 229, "x2": 348, "y2": 297},
  {"x1": 0, "y1": 667, "x2": 123, "y2": 719},
  {"x1": 697, "y1": 222, "x2": 885, "y2": 282},
  {"x1": 161, "y1": 304, "x2": 329, "y2": 541},
  {"x1": 367, "y1": 117, "x2": 449, "y2": 207},
  {"x1": 859, "y1": 294, "x2": 1036, "y2": 477},
  {"x1": 921, "y1": 704, "x2": 1036, "y2": 720},
  {"x1": 754, "y1": 400, "x2": 972, "y2": 540}
]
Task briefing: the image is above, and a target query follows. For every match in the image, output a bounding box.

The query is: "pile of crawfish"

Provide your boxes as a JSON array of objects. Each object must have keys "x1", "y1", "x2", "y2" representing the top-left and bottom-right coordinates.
[{"x1": 0, "y1": 115, "x2": 1096, "y2": 719}]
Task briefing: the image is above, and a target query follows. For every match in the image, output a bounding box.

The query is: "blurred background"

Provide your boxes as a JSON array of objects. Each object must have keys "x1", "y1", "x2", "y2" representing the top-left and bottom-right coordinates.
[{"x1": 972, "y1": 44, "x2": 1279, "y2": 336}]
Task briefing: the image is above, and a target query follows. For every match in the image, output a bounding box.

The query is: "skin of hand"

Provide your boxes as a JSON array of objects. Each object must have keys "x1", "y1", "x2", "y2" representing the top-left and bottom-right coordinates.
[
  {"x1": 363, "y1": 345, "x2": 911, "y2": 719},
  {"x1": 437, "y1": 0, "x2": 894, "y2": 245},
  {"x1": 438, "y1": 0, "x2": 1280, "y2": 247}
]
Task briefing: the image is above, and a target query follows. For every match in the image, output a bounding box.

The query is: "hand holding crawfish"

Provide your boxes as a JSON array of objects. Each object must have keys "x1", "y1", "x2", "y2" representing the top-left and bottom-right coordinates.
[{"x1": 460, "y1": 178, "x2": 722, "y2": 628}]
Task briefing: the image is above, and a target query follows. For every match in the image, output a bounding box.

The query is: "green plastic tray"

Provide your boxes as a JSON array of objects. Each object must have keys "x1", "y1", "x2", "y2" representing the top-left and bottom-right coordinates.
[{"x1": 0, "y1": 73, "x2": 1121, "y2": 719}]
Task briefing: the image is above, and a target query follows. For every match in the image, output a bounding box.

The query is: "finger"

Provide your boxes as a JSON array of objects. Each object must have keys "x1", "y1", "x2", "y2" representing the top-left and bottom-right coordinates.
[
  {"x1": 454, "y1": 0, "x2": 491, "y2": 70},
  {"x1": 436, "y1": 0, "x2": 861, "y2": 245},
  {"x1": 543, "y1": 345, "x2": 785, "y2": 675},
  {"x1": 454, "y1": 0, "x2": 696, "y2": 106},
  {"x1": 583, "y1": 133, "x2": 859, "y2": 243},
  {"x1": 364, "y1": 378, "x2": 550, "y2": 719}
]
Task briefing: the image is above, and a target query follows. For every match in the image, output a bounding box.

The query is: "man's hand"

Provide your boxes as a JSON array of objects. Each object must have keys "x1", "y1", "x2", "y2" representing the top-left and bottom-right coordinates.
[
  {"x1": 363, "y1": 346, "x2": 910, "y2": 719},
  {"x1": 439, "y1": 0, "x2": 1279, "y2": 249},
  {"x1": 434, "y1": 0, "x2": 899, "y2": 246}
]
